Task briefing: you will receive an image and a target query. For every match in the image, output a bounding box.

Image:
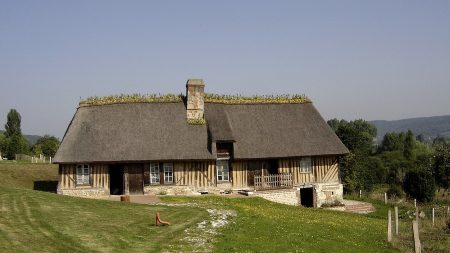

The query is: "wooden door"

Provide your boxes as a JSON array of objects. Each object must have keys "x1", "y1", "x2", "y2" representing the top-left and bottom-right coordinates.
[
  {"x1": 247, "y1": 161, "x2": 262, "y2": 186},
  {"x1": 128, "y1": 164, "x2": 143, "y2": 194}
]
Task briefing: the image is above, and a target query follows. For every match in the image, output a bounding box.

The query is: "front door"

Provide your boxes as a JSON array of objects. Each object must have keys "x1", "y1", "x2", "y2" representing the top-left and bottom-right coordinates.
[
  {"x1": 110, "y1": 164, "x2": 124, "y2": 195},
  {"x1": 247, "y1": 161, "x2": 262, "y2": 186},
  {"x1": 128, "y1": 164, "x2": 144, "y2": 195},
  {"x1": 300, "y1": 187, "x2": 314, "y2": 207}
]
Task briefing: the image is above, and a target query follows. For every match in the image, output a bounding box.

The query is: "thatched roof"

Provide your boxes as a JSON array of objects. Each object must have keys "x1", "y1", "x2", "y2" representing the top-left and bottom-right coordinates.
[
  {"x1": 205, "y1": 103, "x2": 349, "y2": 159},
  {"x1": 54, "y1": 102, "x2": 348, "y2": 163}
]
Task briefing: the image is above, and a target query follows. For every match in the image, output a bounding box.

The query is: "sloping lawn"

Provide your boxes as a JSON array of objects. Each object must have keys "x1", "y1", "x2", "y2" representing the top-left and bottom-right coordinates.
[
  {"x1": 163, "y1": 196, "x2": 399, "y2": 253},
  {"x1": 0, "y1": 186, "x2": 207, "y2": 253},
  {"x1": 0, "y1": 162, "x2": 58, "y2": 189},
  {"x1": 0, "y1": 163, "x2": 207, "y2": 252},
  {"x1": 0, "y1": 163, "x2": 399, "y2": 252}
]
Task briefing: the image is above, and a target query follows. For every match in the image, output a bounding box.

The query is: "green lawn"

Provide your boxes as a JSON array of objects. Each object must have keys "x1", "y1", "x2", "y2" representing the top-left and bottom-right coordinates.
[
  {"x1": 163, "y1": 196, "x2": 398, "y2": 253},
  {"x1": 0, "y1": 163, "x2": 400, "y2": 252}
]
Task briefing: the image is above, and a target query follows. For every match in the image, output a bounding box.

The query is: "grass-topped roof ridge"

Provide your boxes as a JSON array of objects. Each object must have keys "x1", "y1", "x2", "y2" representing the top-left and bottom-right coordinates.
[
  {"x1": 79, "y1": 93, "x2": 184, "y2": 106},
  {"x1": 79, "y1": 93, "x2": 311, "y2": 106},
  {"x1": 204, "y1": 93, "x2": 311, "y2": 104}
]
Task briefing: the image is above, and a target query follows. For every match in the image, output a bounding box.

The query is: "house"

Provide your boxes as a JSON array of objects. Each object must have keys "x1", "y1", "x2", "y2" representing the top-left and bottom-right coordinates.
[{"x1": 54, "y1": 79, "x2": 349, "y2": 207}]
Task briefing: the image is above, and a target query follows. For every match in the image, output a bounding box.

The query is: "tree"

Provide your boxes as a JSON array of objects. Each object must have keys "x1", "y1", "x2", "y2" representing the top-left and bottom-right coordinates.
[
  {"x1": 2, "y1": 109, "x2": 29, "y2": 159},
  {"x1": 33, "y1": 135, "x2": 60, "y2": 157},
  {"x1": 379, "y1": 132, "x2": 404, "y2": 152},
  {"x1": 328, "y1": 119, "x2": 376, "y2": 155},
  {"x1": 403, "y1": 130, "x2": 415, "y2": 160},
  {"x1": 328, "y1": 119, "x2": 377, "y2": 193},
  {"x1": 0, "y1": 132, "x2": 6, "y2": 156},
  {"x1": 5, "y1": 134, "x2": 29, "y2": 159},
  {"x1": 403, "y1": 170, "x2": 436, "y2": 202},
  {"x1": 433, "y1": 142, "x2": 450, "y2": 190},
  {"x1": 4, "y1": 109, "x2": 22, "y2": 137}
]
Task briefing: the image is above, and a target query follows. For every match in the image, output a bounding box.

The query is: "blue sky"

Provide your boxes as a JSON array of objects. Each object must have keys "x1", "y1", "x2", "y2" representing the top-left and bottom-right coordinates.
[{"x1": 1, "y1": 0, "x2": 450, "y2": 138}]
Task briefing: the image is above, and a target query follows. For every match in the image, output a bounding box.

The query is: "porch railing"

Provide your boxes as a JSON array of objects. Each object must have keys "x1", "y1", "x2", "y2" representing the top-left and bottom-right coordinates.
[{"x1": 254, "y1": 173, "x2": 293, "y2": 190}]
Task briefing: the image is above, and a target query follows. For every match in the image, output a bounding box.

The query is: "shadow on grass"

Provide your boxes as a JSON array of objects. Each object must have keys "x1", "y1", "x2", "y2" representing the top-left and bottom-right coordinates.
[{"x1": 33, "y1": 180, "x2": 58, "y2": 193}]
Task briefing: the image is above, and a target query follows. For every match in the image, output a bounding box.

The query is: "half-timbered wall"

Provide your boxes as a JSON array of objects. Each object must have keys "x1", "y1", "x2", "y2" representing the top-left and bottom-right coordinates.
[
  {"x1": 173, "y1": 161, "x2": 216, "y2": 187},
  {"x1": 279, "y1": 156, "x2": 339, "y2": 185},
  {"x1": 58, "y1": 164, "x2": 109, "y2": 197},
  {"x1": 58, "y1": 164, "x2": 109, "y2": 190},
  {"x1": 231, "y1": 161, "x2": 248, "y2": 188}
]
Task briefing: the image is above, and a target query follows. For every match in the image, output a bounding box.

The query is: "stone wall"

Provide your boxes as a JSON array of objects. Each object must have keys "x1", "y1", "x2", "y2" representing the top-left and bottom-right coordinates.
[
  {"x1": 144, "y1": 185, "x2": 196, "y2": 195},
  {"x1": 58, "y1": 188, "x2": 109, "y2": 198},
  {"x1": 254, "y1": 190, "x2": 299, "y2": 206},
  {"x1": 313, "y1": 183, "x2": 343, "y2": 207}
]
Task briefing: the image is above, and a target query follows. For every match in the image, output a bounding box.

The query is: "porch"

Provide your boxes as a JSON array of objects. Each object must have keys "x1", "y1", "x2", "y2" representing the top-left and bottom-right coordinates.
[{"x1": 254, "y1": 173, "x2": 293, "y2": 191}]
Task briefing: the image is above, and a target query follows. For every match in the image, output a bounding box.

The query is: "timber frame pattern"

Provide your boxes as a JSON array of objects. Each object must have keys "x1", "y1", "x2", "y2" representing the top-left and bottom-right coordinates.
[{"x1": 54, "y1": 79, "x2": 349, "y2": 207}]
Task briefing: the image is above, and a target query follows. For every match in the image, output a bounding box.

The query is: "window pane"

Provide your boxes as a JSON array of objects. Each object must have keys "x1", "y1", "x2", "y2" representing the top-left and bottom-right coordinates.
[
  {"x1": 216, "y1": 160, "x2": 230, "y2": 181},
  {"x1": 300, "y1": 157, "x2": 311, "y2": 173},
  {"x1": 76, "y1": 166, "x2": 83, "y2": 184},
  {"x1": 150, "y1": 163, "x2": 160, "y2": 184},
  {"x1": 163, "y1": 163, "x2": 173, "y2": 183}
]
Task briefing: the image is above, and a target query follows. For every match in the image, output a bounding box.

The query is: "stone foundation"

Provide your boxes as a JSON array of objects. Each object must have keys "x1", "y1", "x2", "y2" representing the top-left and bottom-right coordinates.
[
  {"x1": 144, "y1": 185, "x2": 197, "y2": 195},
  {"x1": 254, "y1": 190, "x2": 299, "y2": 206},
  {"x1": 299, "y1": 183, "x2": 343, "y2": 207},
  {"x1": 58, "y1": 188, "x2": 109, "y2": 198}
]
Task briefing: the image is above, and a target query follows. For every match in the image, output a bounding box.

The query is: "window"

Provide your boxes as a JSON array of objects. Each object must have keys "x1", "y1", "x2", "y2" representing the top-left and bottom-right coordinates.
[
  {"x1": 217, "y1": 159, "x2": 230, "y2": 181},
  {"x1": 163, "y1": 163, "x2": 173, "y2": 184},
  {"x1": 300, "y1": 157, "x2": 312, "y2": 173},
  {"x1": 76, "y1": 164, "x2": 90, "y2": 185},
  {"x1": 150, "y1": 163, "x2": 160, "y2": 184}
]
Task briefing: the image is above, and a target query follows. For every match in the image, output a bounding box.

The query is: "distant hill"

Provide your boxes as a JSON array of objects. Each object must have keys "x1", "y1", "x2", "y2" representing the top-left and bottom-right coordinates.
[
  {"x1": 370, "y1": 115, "x2": 450, "y2": 142},
  {"x1": 0, "y1": 130, "x2": 42, "y2": 145}
]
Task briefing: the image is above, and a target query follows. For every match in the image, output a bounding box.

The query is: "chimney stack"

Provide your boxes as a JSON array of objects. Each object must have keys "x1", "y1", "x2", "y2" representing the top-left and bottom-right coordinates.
[{"x1": 186, "y1": 79, "x2": 205, "y2": 120}]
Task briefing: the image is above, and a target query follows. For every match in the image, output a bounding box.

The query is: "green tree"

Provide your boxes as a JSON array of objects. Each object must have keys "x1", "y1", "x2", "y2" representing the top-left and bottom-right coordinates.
[
  {"x1": 328, "y1": 119, "x2": 377, "y2": 192},
  {"x1": 433, "y1": 142, "x2": 450, "y2": 190},
  {"x1": 0, "y1": 132, "x2": 6, "y2": 156},
  {"x1": 328, "y1": 119, "x2": 376, "y2": 155},
  {"x1": 403, "y1": 130, "x2": 415, "y2": 160},
  {"x1": 33, "y1": 135, "x2": 60, "y2": 157},
  {"x1": 3, "y1": 109, "x2": 29, "y2": 159},
  {"x1": 403, "y1": 170, "x2": 436, "y2": 202},
  {"x1": 379, "y1": 132, "x2": 404, "y2": 152},
  {"x1": 4, "y1": 109, "x2": 22, "y2": 137},
  {"x1": 5, "y1": 134, "x2": 29, "y2": 159}
]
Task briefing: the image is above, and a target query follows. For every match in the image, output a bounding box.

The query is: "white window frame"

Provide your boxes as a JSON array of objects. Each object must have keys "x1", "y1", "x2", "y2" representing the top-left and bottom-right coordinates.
[
  {"x1": 76, "y1": 164, "x2": 90, "y2": 185},
  {"x1": 163, "y1": 163, "x2": 173, "y2": 184},
  {"x1": 300, "y1": 157, "x2": 312, "y2": 173},
  {"x1": 150, "y1": 163, "x2": 160, "y2": 184},
  {"x1": 216, "y1": 159, "x2": 230, "y2": 182}
]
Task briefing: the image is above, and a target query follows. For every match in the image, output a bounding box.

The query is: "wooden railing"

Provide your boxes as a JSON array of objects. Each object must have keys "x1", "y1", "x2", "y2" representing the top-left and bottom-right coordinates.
[{"x1": 254, "y1": 173, "x2": 293, "y2": 190}]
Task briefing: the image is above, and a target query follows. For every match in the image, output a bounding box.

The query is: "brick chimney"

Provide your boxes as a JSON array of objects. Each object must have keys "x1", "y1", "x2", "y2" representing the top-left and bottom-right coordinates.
[{"x1": 186, "y1": 79, "x2": 205, "y2": 120}]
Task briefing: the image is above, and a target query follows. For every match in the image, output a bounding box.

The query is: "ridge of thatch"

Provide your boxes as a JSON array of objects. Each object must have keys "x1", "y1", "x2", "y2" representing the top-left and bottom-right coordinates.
[
  {"x1": 79, "y1": 93, "x2": 311, "y2": 107},
  {"x1": 204, "y1": 93, "x2": 311, "y2": 104},
  {"x1": 79, "y1": 94, "x2": 184, "y2": 106}
]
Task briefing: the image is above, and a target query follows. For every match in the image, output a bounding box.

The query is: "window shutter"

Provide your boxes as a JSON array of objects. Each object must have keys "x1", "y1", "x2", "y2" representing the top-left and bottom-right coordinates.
[{"x1": 143, "y1": 164, "x2": 150, "y2": 186}]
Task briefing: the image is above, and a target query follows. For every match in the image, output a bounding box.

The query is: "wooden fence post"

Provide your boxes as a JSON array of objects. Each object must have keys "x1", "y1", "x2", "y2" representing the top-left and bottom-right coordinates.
[
  {"x1": 412, "y1": 220, "x2": 420, "y2": 253},
  {"x1": 388, "y1": 209, "x2": 392, "y2": 242},
  {"x1": 414, "y1": 199, "x2": 417, "y2": 208},
  {"x1": 395, "y1": 206, "x2": 399, "y2": 235},
  {"x1": 432, "y1": 208, "x2": 435, "y2": 226},
  {"x1": 359, "y1": 189, "x2": 362, "y2": 198},
  {"x1": 385, "y1": 192, "x2": 387, "y2": 204}
]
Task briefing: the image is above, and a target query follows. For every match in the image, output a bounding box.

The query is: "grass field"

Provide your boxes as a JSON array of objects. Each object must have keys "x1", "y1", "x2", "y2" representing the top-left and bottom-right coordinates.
[
  {"x1": 163, "y1": 196, "x2": 398, "y2": 253},
  {"x1": 0, "y1": 163, "x2": 401, "y2": 252}
]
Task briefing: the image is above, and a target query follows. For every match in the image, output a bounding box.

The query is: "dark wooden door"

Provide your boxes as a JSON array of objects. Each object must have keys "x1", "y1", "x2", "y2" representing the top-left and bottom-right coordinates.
[
  {"x1": 247, "y1": 161, "x2": 262, "y2": 186},
  {"x1": 128, "y1": 164, "x2": 143, "y2": 195}
]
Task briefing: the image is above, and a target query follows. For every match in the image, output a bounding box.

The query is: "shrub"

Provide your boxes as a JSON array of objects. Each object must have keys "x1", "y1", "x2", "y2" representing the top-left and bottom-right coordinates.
[
  {"x1": 403, "y1": 170, "x2": 436, "y2": 203},
  {"x1": 387, "y1": 184, "x2": 404, "y2": 199},
  {"x1": 446, "y1": 219, "x2": 450, "y2": 234}
]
